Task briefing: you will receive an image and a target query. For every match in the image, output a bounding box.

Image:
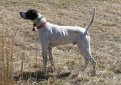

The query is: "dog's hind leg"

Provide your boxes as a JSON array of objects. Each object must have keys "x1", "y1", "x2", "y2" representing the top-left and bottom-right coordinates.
[{"x1": 77, "y1": 35, "x2": 96, "y2": 75}]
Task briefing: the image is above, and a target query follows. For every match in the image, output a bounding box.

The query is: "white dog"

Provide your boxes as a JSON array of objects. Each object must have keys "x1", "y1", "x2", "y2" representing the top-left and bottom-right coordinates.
[{"x1": 20, "y1": 8, "x2": 96, "y2": 75}]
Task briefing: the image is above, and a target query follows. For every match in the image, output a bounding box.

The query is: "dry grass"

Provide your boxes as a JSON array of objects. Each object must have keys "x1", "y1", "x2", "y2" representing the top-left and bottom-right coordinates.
[{"x1": 0, "y1": 0, "x2": 121, "y2": 85}]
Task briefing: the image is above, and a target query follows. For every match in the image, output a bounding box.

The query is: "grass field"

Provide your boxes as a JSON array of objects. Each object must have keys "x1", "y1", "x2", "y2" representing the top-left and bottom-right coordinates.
[{"x1": 0, "y1": 0, "x2": 121, "y2": 85}]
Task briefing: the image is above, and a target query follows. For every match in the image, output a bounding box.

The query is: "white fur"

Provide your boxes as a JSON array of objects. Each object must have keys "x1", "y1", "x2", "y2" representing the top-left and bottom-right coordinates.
[{"x1": 39, "y1": 21, "x2": 96, "y2": 75}]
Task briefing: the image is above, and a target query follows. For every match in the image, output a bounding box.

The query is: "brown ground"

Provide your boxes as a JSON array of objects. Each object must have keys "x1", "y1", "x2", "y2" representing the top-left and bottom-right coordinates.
[{"x1": 0, "y1": 0, "x2": 121, "y2": 85}]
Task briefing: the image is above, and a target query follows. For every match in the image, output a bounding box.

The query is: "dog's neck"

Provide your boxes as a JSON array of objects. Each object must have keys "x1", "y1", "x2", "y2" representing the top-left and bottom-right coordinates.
[{"x1": 33, "y1": 13, "x2": 46, "y2": 27}]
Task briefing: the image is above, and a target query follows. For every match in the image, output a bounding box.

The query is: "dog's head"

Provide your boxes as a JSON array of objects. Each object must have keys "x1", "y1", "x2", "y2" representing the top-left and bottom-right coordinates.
[
  {"x1": 20, "y1": 9, "x2": 38, "y2": 20},
  {"x1": 20, "y1": 9, "x2": 46, "y2": 31}
]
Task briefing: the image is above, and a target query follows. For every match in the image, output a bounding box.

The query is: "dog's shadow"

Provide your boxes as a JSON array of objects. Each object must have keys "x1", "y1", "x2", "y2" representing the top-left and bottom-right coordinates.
[
  {"x1": 14, "y1": 70, "x2": 71, "y2": 82},
  {"x1": 14, "y1": 70, "x2": 47, "y2": 81}
]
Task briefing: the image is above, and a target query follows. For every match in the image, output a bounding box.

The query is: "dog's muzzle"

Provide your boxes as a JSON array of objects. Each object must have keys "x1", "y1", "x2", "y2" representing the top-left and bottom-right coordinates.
[{"x1": 19, "y1": 12, "x2": 27, "y2": 19}]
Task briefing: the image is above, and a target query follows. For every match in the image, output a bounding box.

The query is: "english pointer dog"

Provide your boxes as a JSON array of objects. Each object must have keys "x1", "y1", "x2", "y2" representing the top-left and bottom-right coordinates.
[{"x1": 20, "y1": 8, "x2": 96, "y2": 76}]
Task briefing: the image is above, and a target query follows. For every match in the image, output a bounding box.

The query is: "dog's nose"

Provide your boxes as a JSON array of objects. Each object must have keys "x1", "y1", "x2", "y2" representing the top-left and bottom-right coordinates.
[
  {"x1": 19, "y1": 12, "x2": 23, "y2": 17},
  {"x1": 19, "y1": 12, "x2": 22, "y2": 15}
]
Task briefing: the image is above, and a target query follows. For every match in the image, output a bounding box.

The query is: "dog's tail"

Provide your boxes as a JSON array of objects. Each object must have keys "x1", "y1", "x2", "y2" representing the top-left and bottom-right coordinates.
[{"x1": 85, "y1": 7, "x2": 96, "y2": 35}]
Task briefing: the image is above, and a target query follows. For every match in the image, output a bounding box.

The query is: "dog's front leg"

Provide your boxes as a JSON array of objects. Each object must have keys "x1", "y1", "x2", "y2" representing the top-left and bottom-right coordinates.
[
  {"x1": 48, "y1": 47, "x2": 55, "y2": 72},
  {"x1": 48, "y1": 47, "x2": 54, "y2": 66},
  {"x1": 40, "y1": 38, "x2": 49, "y2": 73},
  {"x1": 42, "y1": 50, "x2": 48, "y2": 73}
]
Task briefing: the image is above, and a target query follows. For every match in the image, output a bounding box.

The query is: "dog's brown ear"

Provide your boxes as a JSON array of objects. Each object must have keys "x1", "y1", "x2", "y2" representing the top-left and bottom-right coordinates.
[{"x1": 26, "y1": 9, "x2": 38, "y2": 20}]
